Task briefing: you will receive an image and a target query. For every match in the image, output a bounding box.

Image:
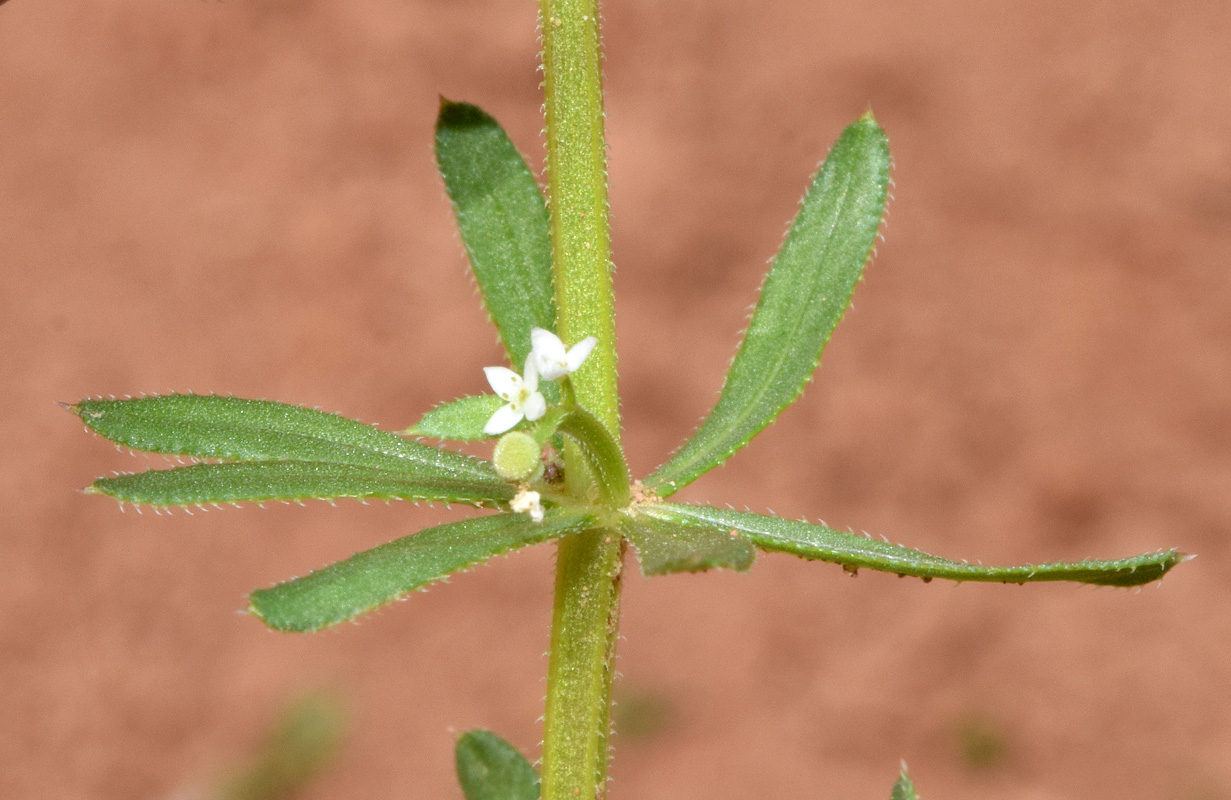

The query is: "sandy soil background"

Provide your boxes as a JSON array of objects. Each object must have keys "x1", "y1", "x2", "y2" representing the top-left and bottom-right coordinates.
[{"x1": 3, "y1": 1, "x2": 1230, "y2": 798}]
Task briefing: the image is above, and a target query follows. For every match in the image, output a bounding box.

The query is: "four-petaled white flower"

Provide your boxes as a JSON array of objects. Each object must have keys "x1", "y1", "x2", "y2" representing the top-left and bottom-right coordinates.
[
  {"x1": 483, "y1": 361, "x2": 546, "y2": 435},
  {"x1": 483, "y1": 329, "x2": 597, "y2": 436},
  {"x1": 530, "y1": 328, "x2": 597, "y2": 381}
]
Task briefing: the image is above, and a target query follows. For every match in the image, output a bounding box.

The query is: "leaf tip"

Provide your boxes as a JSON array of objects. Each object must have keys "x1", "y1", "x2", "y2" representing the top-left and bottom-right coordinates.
[
  {"x1": 437, "y1": 95, "x2": 468, "y2": 123},
  {"x1": 244, "y1": 600, "x2": 267, "y2": 625},
  {"x1": 891, "y1": 761, "x2": 919, "y2": 800},
  {"x1": 244, "y1": 594, "x2": 297, "y2": 633},
  {"x1": 62, "y1": 399, "x2": 100, "y2": 423},
  {"x1": 859, "y1": 106, "x2": 877, "y2": 124}
]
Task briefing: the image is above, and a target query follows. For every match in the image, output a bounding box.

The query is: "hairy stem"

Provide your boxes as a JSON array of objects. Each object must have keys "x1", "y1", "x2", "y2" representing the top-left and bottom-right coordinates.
[
  {"x1": 542, "y1": 529, "x2": 624, "y2": 800},
  {"x1": 540, "y1": 0, "x2": 619, "y2": 435},
  {"x1": 538, "y1": 1, "x2": 625, "y2": 799}
]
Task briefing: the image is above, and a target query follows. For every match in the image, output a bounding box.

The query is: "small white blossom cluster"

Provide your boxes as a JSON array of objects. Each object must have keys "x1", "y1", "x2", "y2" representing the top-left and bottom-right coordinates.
[{"x1": 483, "y1": 328, "x2": 596, "y2": 435}]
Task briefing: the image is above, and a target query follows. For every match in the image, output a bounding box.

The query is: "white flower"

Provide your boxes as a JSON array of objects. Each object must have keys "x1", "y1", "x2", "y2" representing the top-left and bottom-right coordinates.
[
  {"x1": 510, "y1": 488, "x2": 545, "y2": 523},
  {"x1": 530, "y1": 328, "x2": 598, "y2": 381},
  {"x1": 483, "y1": 360, "x2": 546, "y2": 435}
]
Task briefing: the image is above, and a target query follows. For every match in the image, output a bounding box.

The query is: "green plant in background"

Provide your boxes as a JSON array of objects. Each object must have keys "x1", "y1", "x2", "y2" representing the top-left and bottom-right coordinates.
[
  {"x1": 218, "y1": 692, "x2": 345, "y2": 800},
  {"x1": 954, "y1": 712, "x2": 1008, "y2": 772},
  {"x1": 69, "y1": 1, "x2": 1184, "y2": 798}
]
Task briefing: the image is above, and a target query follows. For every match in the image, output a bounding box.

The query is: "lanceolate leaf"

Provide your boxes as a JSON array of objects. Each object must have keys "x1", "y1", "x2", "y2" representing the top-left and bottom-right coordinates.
[
  {"x1": 71, "y1": 394, "x2": 497, "y2": 483},
  {"x1": 640, "y1": 502, "x2": 1184, "y2": 587},
  {"x1": 436, "y1": 100, "x2": 556, "y2": 373},
  {"x1": 621, "y1": 515, "x2": 755, "y2": 576},
  {"x1": 407, "y1": 394, "x2": 506, "y2": 442},
  {"x1": 455, "y1": 729, "x2": 541, "y2": 800},
  {"x1": 646, "y1": 113, "x2": 891, "y2": 497},
  {"x1": 87, "y1": 461, "x2": 514, "y2": 508},
  {"x1": 248, "y1": 508, "x2": 597, "y2": 632}
]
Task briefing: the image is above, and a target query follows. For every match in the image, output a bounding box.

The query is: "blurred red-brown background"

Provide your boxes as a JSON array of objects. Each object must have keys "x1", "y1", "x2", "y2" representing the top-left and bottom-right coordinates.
[{"x1": 3, "y1": 1, "x2": 1229, "y2": 798}]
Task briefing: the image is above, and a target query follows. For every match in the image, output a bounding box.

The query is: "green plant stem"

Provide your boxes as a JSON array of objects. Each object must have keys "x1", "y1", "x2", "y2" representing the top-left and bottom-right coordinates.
[
  {"x1": 542, "y1": 529, "x2": 624, "y2": 800},
  {"x1": 538, "y1": 1, "x2": 625, "y2": 799},
  {"x1": 540, "y1": 0, "x2": 619, "y2": 434}
]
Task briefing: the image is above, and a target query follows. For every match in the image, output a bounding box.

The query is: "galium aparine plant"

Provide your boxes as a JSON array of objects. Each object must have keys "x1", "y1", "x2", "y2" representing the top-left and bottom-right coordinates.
[{"x1": 69, "y1": 3, "x2": 1185, "y2": 798}]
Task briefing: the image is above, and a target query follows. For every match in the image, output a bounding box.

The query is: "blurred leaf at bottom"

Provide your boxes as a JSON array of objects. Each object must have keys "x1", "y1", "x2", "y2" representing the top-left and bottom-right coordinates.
[
  {"x1": 456, "y1": 729, "x2": 540, "y2": 800},
  {"x1": 219, "y1": 692, "x2": 345, "y2": 800}
]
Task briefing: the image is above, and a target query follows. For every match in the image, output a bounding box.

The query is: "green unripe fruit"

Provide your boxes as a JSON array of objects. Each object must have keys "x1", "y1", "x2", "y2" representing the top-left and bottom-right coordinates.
[{"x1": 493, "y1": 432, "x2": 544, "y2": 482}]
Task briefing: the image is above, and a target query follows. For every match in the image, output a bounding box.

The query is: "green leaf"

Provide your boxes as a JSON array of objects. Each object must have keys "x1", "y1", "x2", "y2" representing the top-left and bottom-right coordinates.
[
  {"x1": 87, "y1": 461, "x2": 514, "y2": 508},
  {"x1": 70, "y1": 394, "x2": 498, "y2": 483},
  {"x1": 455, "y1": 729, "x2": 541, "y2": 800},
  {"x1": 890, "y1": 764, "x2": 919, "y2": 800},
  {"x1": 248, "y1": 508, "x2": 597, "y2": 632},
  {"x1": 646, "y1": 113, "x2": 891, "y2": 497},
  {"x1": 621, "y1": 514, "x2": 755, "y2": 576},
  {"x1": 436, "y1": 99, "x2": 556, "y2": 372},
  {"x1": 640, "y1": 502, "x2": 1185, "y2": 587},
  {"x1": 407, "y1": 395, "x2": 505, "y2": 442}
]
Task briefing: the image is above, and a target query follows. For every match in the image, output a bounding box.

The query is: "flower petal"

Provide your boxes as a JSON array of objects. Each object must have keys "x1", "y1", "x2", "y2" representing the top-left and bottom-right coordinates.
[
  {"x1": 531, "y1": 328, "x2": 566, "y2": 360},
  {"x1": 565, "y1": 336, "x2": 597, "y2": 372},
  {"x1": 523, "y1": 391, "x2": 547, "y2": 422},
  {"x1": 483, "y1": 403, "x2": 524, "y2": 435},
  {"x1": 521, "y1": 356, "x2": 540, "y2": 392},
  {"x1": 484, "y1": 366, "x2": 522, "y2": 400},
  {"x1": 531, "y1": 328, "x2": 571, "y2": 380}
]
